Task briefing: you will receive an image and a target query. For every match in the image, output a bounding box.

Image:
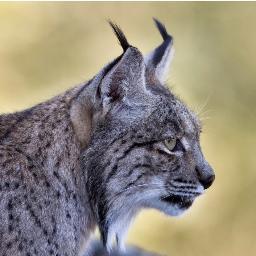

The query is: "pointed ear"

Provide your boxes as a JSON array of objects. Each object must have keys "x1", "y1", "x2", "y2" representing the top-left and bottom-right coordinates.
[
  {"x1": 99, "y1": 47, "x2": 145, "y2": 109},
  {"x1": 98, "y1": 23, "x2": 146, "y2": 112},
  {"x1": 70, "y1": 23, "x2": 145, "y2": 147},
  {"x1": 145, "y1": 18, "x2": 174, "y2": 84}
]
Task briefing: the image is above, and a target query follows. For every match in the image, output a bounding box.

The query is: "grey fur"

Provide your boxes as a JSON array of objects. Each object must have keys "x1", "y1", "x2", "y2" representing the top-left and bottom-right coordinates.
[
  {"x1": 0, "y1": 19, "x2": 214, "y2": 256},
  {"x1": 84, "y1": 239, "x2": 161, "y2": 256}
]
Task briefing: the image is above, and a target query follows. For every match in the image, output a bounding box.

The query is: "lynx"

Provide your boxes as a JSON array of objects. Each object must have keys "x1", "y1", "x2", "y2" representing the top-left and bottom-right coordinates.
[{"x1": 0, "y1": 19, "x2": 215, "y2": 256}]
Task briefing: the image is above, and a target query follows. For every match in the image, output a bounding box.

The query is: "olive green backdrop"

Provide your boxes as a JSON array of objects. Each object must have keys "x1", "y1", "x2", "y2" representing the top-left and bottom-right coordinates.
[{"x1": 0, "y1": 2, "x2": 255, "y2": 256}]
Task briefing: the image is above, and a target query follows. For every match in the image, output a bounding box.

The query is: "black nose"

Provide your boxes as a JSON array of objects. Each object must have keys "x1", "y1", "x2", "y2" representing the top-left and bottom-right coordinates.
[
  {"x1": 196, "y1": 165, "x2": 215, "y2": 190},
  {"x1": 200, "y1": 173, "x2": 215, "y2": 189}
]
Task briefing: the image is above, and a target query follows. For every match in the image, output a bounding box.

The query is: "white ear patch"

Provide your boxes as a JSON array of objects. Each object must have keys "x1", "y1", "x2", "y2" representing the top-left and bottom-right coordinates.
[
  {"x1": 144, "y1": 42, "x2": 175, "y2": 84},
  {"x1": 144, "y1": 19, "x2": 174, "y2": 84},
  {"x1": 157, "y1": 46, "x2": 175, "y2": 84}
]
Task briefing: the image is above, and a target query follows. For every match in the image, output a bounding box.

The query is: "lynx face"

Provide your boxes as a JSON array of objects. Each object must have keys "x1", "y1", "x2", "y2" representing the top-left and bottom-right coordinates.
[{"x1": 82, "y1": 20, "x2": 215, "y2": 250}]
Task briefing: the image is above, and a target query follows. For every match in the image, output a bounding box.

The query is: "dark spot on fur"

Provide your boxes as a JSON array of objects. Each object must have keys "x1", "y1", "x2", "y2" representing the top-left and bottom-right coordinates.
[
  {"x1": 31, "y1": 195, "x2": 37, "y2": 202},
  {"x1": 9, "y1": 213, "x2": 13, "y2": 220},
  {"x1": 8, "y1": 224, "x2": 13, "y2": 232},
  {"x1": 53, "y1": 171, "x2": 60, "y2": 179},
  {"x1": 56, "y1": 191, "x2": 61, "y2": 198},
  {"x1": 44, "y1": 199, "x2": 50, "y2": 206},
  {"x1": 14, "y1": 182, "x2": 20, "y2": 189},
  {"x1": 18, "y1": 243, "x2": 23, "y2": 251},
  {"x1": 52, "y1": 226, "x2": 56, "y2": 235},
  {"x1": 38, "y1": 133, "x2": 43, "y2": 141},
  {"x1": 7, "y1": 200, "x2": 13, "y2": 210},
  {"x1": 55, "y1": 160, "x2": 60, "y2": 167},
  {"x1": 45, "y1": 141, "x2": 51, "y2": 148},
  {"x1": 66, "y1": 211, "x2": 71, "y2": 219},
  {"x1": 6, "y1": 241, "x2": 12, "y2": 248},
  {"x1": 32, "y1": 172, "x2": 38, "y2": 179},
  {"x1": 45, "y1": 180, "x2": 51, "y2": 188}
]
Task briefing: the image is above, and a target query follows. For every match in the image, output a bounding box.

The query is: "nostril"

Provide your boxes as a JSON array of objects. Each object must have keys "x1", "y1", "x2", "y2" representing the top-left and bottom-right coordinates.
[{"x1": 201, "y1": 174, "x2": 215, "y2": 189}]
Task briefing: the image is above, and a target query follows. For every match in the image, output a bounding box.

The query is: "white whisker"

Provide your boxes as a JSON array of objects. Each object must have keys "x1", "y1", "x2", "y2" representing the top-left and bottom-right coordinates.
[{"x1": 195, "y1": 92, "x2": 212, "y2": 117}]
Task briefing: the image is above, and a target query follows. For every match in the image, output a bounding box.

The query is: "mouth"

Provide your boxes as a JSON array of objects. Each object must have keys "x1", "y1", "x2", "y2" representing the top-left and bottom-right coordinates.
[
  {"x1": 160, "y1": 187, "x2": 203, "y2": 212},
  {"x1": 161, "y1": 194, "x2": 194, "y2": 209}
]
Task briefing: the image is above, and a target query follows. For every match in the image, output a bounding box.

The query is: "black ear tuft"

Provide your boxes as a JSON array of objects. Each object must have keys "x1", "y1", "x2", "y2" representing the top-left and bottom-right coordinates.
[
  {"x1": 149, "y1": 18, "x2": 173, "y2": 66},
  {"x1": 108, "y1": 21, "x2": 130, "y2": 52},
  {"x1": 145, "y1": 18, "x2": 174, "y2": 83},
  {"x1": 153, "y1": 18, "x2": 172, "y2": 42}
]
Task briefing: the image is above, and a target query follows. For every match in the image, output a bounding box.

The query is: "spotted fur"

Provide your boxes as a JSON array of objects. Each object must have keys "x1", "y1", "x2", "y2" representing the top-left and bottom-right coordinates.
[{"x1": 0, "y1": 19, "x2": 214, "y2": 255}]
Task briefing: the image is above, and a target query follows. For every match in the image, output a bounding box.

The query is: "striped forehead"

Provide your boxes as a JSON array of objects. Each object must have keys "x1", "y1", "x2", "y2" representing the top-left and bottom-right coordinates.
[{"x1": 175, "y1": 100, "x2": 201, "y2": 135}]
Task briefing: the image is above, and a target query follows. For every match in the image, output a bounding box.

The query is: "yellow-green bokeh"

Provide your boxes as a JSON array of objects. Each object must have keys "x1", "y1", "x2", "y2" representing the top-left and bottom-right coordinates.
[{"x1": 0, "y1": 2, "x2": 255, "y2": 256}]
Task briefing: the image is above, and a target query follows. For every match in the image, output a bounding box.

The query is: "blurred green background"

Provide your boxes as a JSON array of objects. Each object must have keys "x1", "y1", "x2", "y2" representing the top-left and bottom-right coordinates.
[{"x1": 0, "y1": 2, "x2": 255, "y2": 256}]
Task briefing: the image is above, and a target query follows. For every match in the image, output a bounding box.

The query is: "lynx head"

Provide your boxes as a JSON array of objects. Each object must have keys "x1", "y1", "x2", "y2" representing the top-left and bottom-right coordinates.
[{"x1": 80, "y1": 19, "x2": 215, "y2": 250}]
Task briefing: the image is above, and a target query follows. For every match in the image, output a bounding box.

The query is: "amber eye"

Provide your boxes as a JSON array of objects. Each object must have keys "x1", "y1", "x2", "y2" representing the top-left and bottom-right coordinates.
[{"x1": 164, "y1": 138, "x2": 177, "y2": 151}]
